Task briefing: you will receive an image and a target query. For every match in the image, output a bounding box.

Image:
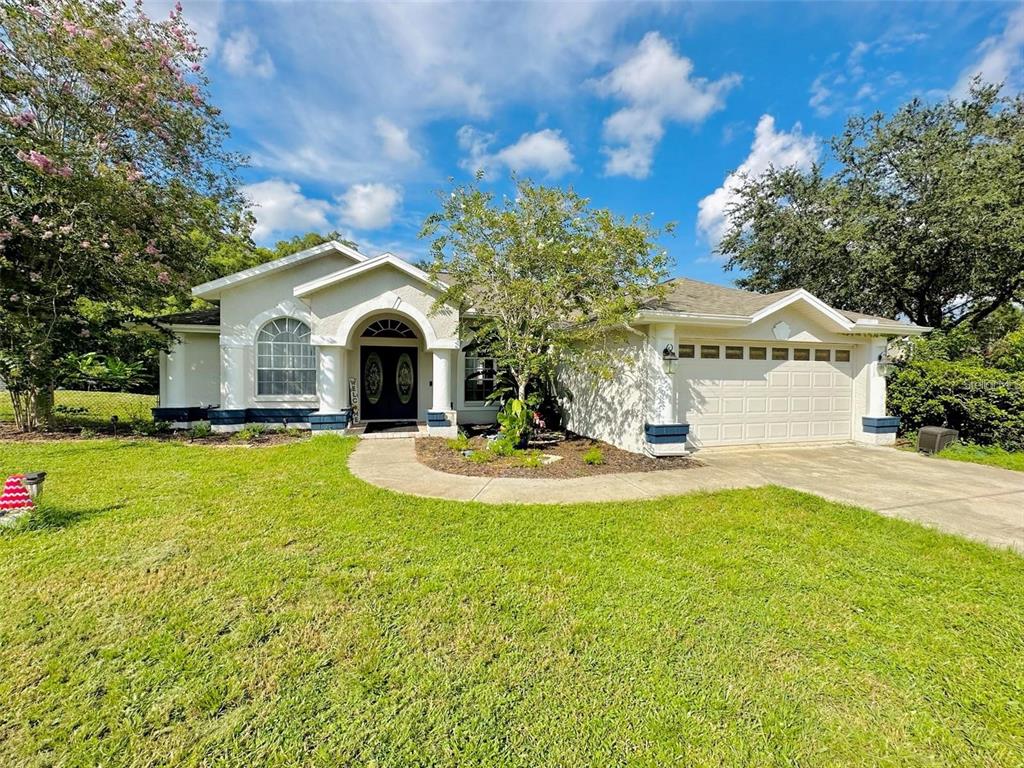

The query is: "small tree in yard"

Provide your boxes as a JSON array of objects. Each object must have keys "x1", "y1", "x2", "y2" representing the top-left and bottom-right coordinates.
[
  {"x1": 421, "y1": 176, "x2": 671, "y2": 408},
  {"x1": 0, "y1": 0, "x2": 249, "y2": 429}
]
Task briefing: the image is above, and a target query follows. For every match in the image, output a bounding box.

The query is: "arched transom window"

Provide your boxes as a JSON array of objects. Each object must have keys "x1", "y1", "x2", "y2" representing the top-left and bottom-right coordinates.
[
  {"x1": 256, "y1": 318, "x2": 316, "y2": 396},
  {"x1": 361, "y1": 318, "x2": 417, "y2": 339}
]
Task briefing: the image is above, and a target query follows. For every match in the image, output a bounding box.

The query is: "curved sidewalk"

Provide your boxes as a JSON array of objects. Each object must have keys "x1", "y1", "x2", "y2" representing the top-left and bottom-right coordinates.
[{"x1": 347, "y1": 437, "x2": 1024, "y2": 552}]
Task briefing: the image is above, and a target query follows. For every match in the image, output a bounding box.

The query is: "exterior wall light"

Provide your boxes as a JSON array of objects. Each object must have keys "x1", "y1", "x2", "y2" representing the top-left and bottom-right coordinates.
[
  {"x1": 877, "y1": 352, "x2": 894, "y2": 375},
  {"x1": 662, "y1": 343, "x2": 679, "y2": 374}
]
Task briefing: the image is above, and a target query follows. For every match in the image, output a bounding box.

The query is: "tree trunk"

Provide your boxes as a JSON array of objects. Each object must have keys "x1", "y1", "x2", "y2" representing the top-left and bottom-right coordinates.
[
  {"x1": 8, "y1": 385, "x2": 53, "y2": 432},
  {"x1": 517, "y1": 378, "x2": 528, "y2": 403}
]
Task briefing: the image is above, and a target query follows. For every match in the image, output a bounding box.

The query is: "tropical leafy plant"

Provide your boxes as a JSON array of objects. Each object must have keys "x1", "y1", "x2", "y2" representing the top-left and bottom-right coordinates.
[{"x1": 496, "y1": 398, "x2": 530, "y2": 448}]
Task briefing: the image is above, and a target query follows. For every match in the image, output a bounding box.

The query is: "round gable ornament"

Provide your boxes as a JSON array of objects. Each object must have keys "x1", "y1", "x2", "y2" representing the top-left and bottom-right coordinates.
[{"x1": 772, "y1": 321, "x2": 791, "y2": 340}]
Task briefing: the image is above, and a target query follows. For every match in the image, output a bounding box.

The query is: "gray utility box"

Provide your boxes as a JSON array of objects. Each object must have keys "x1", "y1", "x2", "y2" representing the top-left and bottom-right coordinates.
[{"x1": 918, "y1": 426, "x2": 958, "y2": 454}]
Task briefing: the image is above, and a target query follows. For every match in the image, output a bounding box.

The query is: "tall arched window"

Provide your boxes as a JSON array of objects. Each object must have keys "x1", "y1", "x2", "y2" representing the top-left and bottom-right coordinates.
[{"x1": 256, "y1": 318, "x2": 316, "y2": 396}]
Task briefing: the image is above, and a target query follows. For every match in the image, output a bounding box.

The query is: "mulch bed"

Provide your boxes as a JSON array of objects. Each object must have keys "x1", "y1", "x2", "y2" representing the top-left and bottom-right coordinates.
[
  {"x1": 416, "y1": 432, "x2": 699, "y2": 478},
  {"x1": 0, "y1": 422, "x2": 308, "y2": 447}
]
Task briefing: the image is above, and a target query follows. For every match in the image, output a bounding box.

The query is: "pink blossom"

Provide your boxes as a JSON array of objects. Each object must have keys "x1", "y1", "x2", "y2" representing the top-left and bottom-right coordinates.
[
  {"x1": 157, "y1": 271, "x2": 171, "y2": 284},
  {"x1": 79, "y1": 329, "x2": 91, "y2": 338},
  {"x1": 29, "y1": 271, "x2": 41, "y2": 281},
  {"x1": 101, "y1": 37, "x2": 113, "y2": 50},
  {"x1": 31, "y1": 214, "x2": 42, "y2": 224},
  {"x1": 80, "y1": 240, "x2": 91, "y2": 248},
  {"x1": 26, "y1": 6, "x2": 44, "y2": 21},
  {"x1": 124, "y1": 166, "x2": 142, "y2": 182},
  {"x1": 145, "y1": 241, "x2": 160, "y2": 256},
  {"x1": 62, "y1": 20, "x2": 80, "y2": 37},
  {"x1": 0, "y1": 231, "x2": 11, "y2": 242},
  {"x1": 41, "y1": 230, "x2": 53, "y2": 240},
  {"x1": 10, "y1": 110, "x2": 36, "y2": 128},
  {"x1": 18, "y1": 149, "x2": 55, "y2": 173},
  {"x1": 56, "y1": 165, "x2": 72, "y2": 178},
  {"x1": 10, "y1": 294, "x2": 18, "y2": 302},
  {"x1": 191, "y1": 63, "x2": 201, "y2": 73},
  {"x1": 8, "y1": 216, "x2": 21, "y2": 228},
  {"x1": 175, "y1": 2, "x2": 183, "y2": 13},
  {"x1": 59, "y1": 224, "x2": 72, "y2": 234}
]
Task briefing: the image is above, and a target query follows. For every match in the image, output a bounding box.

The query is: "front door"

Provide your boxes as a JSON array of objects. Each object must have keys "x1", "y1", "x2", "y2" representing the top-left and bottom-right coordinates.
[{"x1": 360, "y1": 346, "x2": 418, "y2": 420}]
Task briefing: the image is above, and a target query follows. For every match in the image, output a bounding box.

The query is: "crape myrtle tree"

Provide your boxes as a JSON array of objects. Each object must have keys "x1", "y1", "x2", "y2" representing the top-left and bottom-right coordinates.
[
  {"x1": 421, "y1": 175, "x2": 672, "y2": 407},
  {"x1": 0, "y1": 0, "x2": 249, "y2": 429},
  {"x1": 718, "y1": 83, "x2": 1024, "y2": 330}
]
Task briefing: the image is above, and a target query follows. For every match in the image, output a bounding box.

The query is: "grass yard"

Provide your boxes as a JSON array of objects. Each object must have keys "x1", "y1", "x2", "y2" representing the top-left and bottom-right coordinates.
[
  {"x1": 937, "y1": 442, "x2": 1024, "y2": 472},
  {"x1": 0, "y1": 390, "x2": 157, "y2": 430},
  {"x1": 0, "y1": 437, "x2": 1022, "y2": 767}
]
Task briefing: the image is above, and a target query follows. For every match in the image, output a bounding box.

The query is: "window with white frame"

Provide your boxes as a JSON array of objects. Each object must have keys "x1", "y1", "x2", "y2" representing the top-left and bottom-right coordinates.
[
  {"x1": 256, "y1": 318, "x2": 316, "y2": 396},
  {"x1": 464, "y1": 354, "x2": 497, "y2": 403}
]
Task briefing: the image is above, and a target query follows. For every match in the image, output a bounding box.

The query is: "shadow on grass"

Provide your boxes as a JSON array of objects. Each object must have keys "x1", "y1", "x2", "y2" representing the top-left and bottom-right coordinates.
[{"x1": 3, "y1": 503, "x2": 122, "y2": 533}]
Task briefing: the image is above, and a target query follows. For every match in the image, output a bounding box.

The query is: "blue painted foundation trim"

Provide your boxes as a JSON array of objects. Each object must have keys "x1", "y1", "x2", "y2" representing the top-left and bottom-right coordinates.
[
  {"x1": 427, "y1": 410, "x2": 451, "y2": 426},
  {"x1": 209, "y1": 409, "x2": 246, "y2": 426},
  {"x1": 309, "y1": 410, "x2": 351, "y2": 431},
  {"x1": 152, "y1": 406, "x2": 210, "y2": 422},
  {"x1": 246, "y1": 408, "x2": 315, "y2": 423},
  {"x1": 862, "y1": 416, "x2": 900, "y2": 434},
  {"x1": 208, "y1": 408, "x2": 317, "y2": 426},
  {"x1": 645, "y1": 422, "x2": 690, "y2": 445}
]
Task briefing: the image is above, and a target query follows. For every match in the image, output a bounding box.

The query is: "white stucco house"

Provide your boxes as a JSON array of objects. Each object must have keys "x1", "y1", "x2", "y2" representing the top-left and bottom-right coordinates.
[{"x1": 154, "y1": 240, "x2": 927, "y2": 453}]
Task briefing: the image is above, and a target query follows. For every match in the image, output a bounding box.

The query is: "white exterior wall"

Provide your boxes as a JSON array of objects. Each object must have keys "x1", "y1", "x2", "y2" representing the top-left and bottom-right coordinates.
[
  {"x1": 218, "y1": 251, "x2": 358, "y2": 410},
  {"x1": 558, "y1": 330, "x2": 662, "y2": 454},
  {"x1": 158, "y1": 331, "x2": 220, "y2": 408}
]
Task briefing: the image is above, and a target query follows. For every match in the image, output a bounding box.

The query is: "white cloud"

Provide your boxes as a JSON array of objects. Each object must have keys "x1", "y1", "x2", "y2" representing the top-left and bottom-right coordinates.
[
  {"x1": 374, "y1": 118, "x2": 421, "y2": 164},
  {"x1": 596, "y1": 32, "x2": 741, "y2": 179},
  {"x1": 697, "y1": 115, "x2": 819, "y2": 248},
  {"x1": 458, "y1": 127, "x2": 576, "y2": 179},
  {"x1": 338, "y1": 183, "x2": 403, "y2": 230},
  {"x1": 221, "y1": 28, "x2": 275, "y2": 78},
  {"x1": 243, "y1": 179, "x2": 333, "y2": 241},
  {"x1": 809, "y1": 74, "x2": 834, "y2": 117},
  {"x1": 235, "y1": 2, "x2": 649, "y2": 185},
  {"x1": 953, "y1": 4, "x2": 1024, "y2": 97}
]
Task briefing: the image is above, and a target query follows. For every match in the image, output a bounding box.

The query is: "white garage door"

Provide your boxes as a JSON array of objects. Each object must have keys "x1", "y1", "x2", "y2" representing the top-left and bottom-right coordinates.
[{"x1": 677, "y1": 343, "x2": 853, "y2": 448}]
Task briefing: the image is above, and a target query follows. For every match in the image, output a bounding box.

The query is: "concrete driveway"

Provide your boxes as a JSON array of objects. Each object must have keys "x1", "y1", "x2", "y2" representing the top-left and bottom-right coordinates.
[{"x1": 349, "y1": 439, "x2": 1024, "y2": 553}]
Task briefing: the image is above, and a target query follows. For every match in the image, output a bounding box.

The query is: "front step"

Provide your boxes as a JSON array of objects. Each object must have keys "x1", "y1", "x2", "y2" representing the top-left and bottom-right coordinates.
[{"x1": 348, "y1": 422, "x2": 428, "y2": 439}]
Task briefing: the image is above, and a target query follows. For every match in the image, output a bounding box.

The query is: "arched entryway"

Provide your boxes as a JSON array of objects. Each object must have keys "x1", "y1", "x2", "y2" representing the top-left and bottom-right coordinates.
[{"x1": 357, "y1": 316, "x2": 420, "y2": 421}]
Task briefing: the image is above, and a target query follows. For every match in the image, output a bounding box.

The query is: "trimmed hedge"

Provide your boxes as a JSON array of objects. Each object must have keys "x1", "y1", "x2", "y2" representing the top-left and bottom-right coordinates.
[{"x1": 888, "y1": 359, "x2": 1024, "y2": 451}]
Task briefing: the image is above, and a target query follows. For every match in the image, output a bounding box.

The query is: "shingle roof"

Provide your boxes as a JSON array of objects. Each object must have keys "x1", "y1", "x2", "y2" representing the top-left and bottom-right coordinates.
[
  {"x1": 652, "y1": 277, "x2": 902, "y2": 324},
  {"x1": 155, "y1": 307, "x2": 220, "y2": 326}
]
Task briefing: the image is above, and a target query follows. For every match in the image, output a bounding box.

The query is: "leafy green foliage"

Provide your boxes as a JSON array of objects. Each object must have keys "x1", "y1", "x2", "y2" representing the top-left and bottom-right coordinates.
[
  {"x1": 0, "y1": 0, "x2": 248, "y2": 429},
  {"x1": 496, "y1": 398, "x2": 530, "y2": 448},
  {"x1": 582, "y1": 446, "x2": 604, "y2": 466},
  {"x1": 888, "y1": 358, "x2": 1024, "y2": 450},
  {"x1": 422, "y1": 175, "x2": 671, "y2": 401},
  {"x1": 516, "y1": 450, "x2": 544, "y2": 468},
  {"x1": 719, "y1": 83, "x2": 1024, "y2": 330},
  {"x1": 445, "y1": 432, "x2": 471, "y2": 453},
  {"x1": 233, "y1": 424, "x2": 268, "y2": 442},
  {"x1": 0, "y1": 437, "x2": 1022, "y2": 765},
  {"x1": 188, "y1": 421, "x2": 212, "y2": 439}
]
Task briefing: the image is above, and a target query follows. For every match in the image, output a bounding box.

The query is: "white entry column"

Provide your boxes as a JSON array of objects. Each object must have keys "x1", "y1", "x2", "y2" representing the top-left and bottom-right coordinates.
[
  {"x1": 427, "y1": 348, "x2": 457, "y2": 437},
  {"x1": 431, "y1": 349, "x2": 452, "y2": 412},
  {"x1": 645, "y1": 323, "x2": 689, "y2": 456},
  {"x1": 213, "y1": 343, "x2": 247, "y2": 433},
  {"x1": 859, "y1": 336, "x2": 899, "y2": 446}
]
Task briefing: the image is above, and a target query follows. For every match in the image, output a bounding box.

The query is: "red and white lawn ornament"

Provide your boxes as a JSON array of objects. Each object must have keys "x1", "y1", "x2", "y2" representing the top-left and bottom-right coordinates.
[{"x1": 0, "y1": 474, "x2": 35, "y2": 517}]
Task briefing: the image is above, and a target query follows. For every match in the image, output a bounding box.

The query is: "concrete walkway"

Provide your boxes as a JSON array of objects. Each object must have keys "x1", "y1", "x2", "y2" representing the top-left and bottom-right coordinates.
[{"x1": 348, "y1": 438, "x2": 1024, "y2": 552}]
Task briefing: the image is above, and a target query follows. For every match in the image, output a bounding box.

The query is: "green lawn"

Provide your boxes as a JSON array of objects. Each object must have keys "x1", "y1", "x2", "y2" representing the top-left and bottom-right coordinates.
[
  {"x1": 0, "y1": 390, "x2": 157, "y2": 429},
  {"x1": 937, "y1": 442, "x2": 1024, "y2": 472},
  {"x1": 1, "y1": 437, "x2": 1022, "y2": 767}
]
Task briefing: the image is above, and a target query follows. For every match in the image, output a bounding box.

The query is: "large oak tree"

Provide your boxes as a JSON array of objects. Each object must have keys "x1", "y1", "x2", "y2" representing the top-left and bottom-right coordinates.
[{"x1": 718, "y1": 83, "x2": 1024, "y2": 330}]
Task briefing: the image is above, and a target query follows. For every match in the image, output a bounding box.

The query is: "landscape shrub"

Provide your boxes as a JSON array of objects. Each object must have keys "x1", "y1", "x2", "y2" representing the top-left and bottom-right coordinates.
[
  {"x1": 517, "y1": 450, "x2": 544, "y2": 468},
  {"x1": 233, "y1": 424, "x2": 268, "y2": 442},
  {"x1": 189, "y1": 422, "x2": 213, "y2": 439},
  {"x1": 582, "y1": 446, "x2": 604, "y2": 465},
  {"x1": 496, "y1": 399, "x2": 530, "y2": 448},
  {"x1": 888, "y1": 359, "x2": 1024, "y2": 450},
  {"x1": 446, "y1": 433, "x2": 471, "y2": 452}
]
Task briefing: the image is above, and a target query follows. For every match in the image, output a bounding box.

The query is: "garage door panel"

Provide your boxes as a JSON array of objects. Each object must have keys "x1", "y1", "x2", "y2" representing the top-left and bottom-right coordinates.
[{"x1": 681, "y1": 348, "x2": 853, "y2": 447}]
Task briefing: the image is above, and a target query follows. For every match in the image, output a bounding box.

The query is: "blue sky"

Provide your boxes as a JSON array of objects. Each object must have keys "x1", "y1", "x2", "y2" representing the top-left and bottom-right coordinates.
[{"x1": 169, "y1": 1, "x2": 1023, "y2": 285}]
